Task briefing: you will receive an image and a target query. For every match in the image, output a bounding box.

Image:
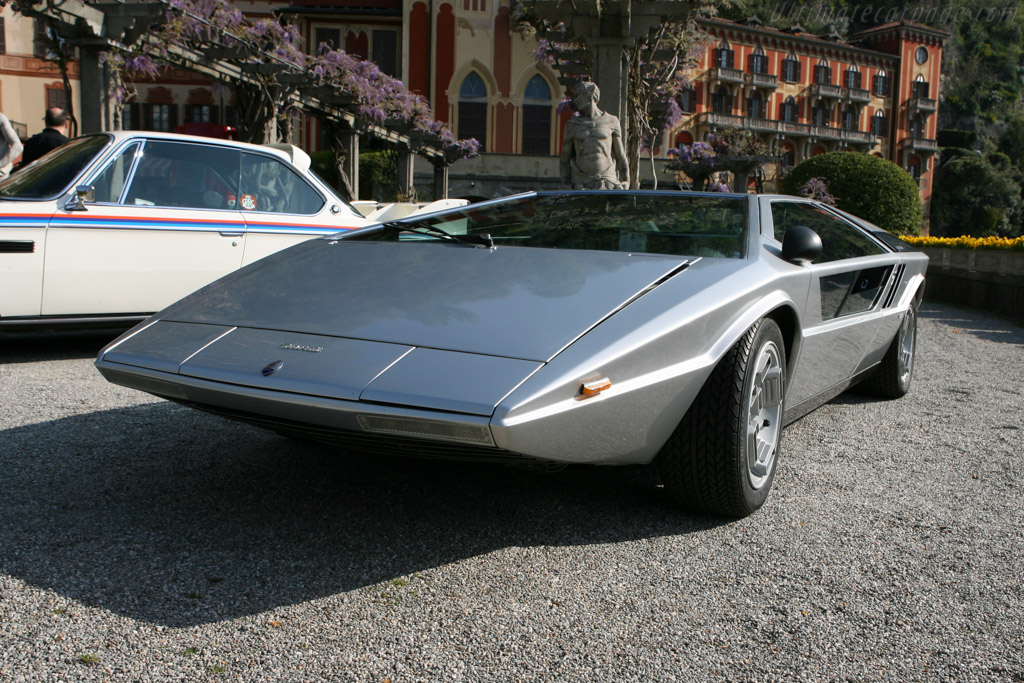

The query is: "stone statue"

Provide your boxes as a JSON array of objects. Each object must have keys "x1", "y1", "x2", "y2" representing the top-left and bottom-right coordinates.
[{"x1": 560, "y1": 81, "x2": 629, "y2": 190}]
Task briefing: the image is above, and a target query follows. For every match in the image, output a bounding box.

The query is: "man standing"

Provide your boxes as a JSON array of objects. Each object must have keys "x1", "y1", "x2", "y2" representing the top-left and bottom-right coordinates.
[
  {"x1": 560, "y1": 81, "x2": 629, "y2": 190},
  {"x1": 0, "y1": 112, "x2": 23, "y2": 178},
  {"x1": 19, "y1": 107, "x2": 70, "y2": 167}
]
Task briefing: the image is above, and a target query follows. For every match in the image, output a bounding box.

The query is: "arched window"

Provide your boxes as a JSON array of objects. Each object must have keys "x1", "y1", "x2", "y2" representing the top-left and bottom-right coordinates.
[
  {"x1": 871, "y1": 110, "x2": 888, "y2": 137},
  {"x1": 907, "y1": 154, "x2": 921, "y2": 179},
  {"x1": 782, "y1": 52, "x2": 801, "y2": 82},
  {"x1": 814, "y1": 58, "x2": 832, "y2": 85},
  {"x1": 842, "y1": 104, "x2": 858, "y2": 131},
  {"x1": 678, "y1": 87, "x2": 696, "y2": 113},
  {"x1": 913, "y1": 74, "x2": 930, "y2": 98},
  {"x1": 844, "y1": 65, "x2": 862, "y2": 90},
  {"x1": 747, "y1": 89, "x2": 764, "y2": 119},
  {"x1": 458, "y1": 72, "x2": 488, "y2": 148},
  {"x1": 780, "y1": 96, "x2": 798, "y2": 123},
  {"x1": 713, "y1": 85, "x2": 733, "y2": 114},
  {"x1": 910, "y1": 112, "x2": 924, "y2": 139},
  {"x1": 873, "y1": 68, "x2": 889, "y2": 96},
  {"x1": 714, "y1": 39, "x2": 734, "y2": 69},
  {"x1": 521, "y1": 74, "x2": 551, "y2": 155},
  {"x1": 781, "y1": 141, "x2": 795, "y2": 168},
  {"x1": 748, "y1": 46, "x2": 767, "y2": 75},
  {"x1": 812, "y1": 100, "x2": 830, "y2": 127}
]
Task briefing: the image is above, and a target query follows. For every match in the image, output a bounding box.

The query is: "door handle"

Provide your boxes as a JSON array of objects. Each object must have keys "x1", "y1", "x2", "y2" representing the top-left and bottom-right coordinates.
[{"x1": 219, "y1": 231, "x2": 244, "y2": 237}]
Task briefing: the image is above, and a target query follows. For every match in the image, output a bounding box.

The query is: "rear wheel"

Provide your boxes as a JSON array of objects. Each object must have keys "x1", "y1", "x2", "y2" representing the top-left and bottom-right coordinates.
[
  {"x1": 857, "y1": 303, "x2": 917, "y2": 399},
  {"x1": 658, "y1": 318, "x2": 786, "y2": 517}
]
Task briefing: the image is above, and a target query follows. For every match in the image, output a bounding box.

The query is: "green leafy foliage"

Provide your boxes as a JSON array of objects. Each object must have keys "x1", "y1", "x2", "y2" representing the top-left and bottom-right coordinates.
[
  {"x1": 931, "y1": 150, "x2": 1023, "y2": 238},
  {"x1": 781, "y1": 151, "x2": 923, "y2": 235}
]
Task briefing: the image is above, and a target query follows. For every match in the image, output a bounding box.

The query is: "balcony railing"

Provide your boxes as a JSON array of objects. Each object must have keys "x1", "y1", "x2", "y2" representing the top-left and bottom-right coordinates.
[
  {"x1": 695, "y1": 113, "x2": 877, "y2": 146},
  {"x1": 744, "y1": 72, "x2": 778, "y2": 89},
  {"x1": 809, "y1": 83, "x2": 843, "y2": 99},
  {"x1": 746, "y1": 116, "x2": 778, "y2": 132},
  {"x1": 910, "y1": 96, "x2": 938, "y2": 112},
  {"x1": 708, "y1": 67, "x2": 744, "y2": 84},
  {"x1": 778, "y1": 121, "x2": 810, "y2": 136},
  {"x1": 844, "y1": 87, "x2": 871, "y2": 103},
  {"x1": 842, "y1": 129, "x2": 875, "y2": 144},
  {"x1": 810, "y1": 124, "x2": 840, "y2": 140},
  {"x1": 698, "y1": 112, "x2": 744, "y2": 128},
  {"x1": 902, "y1": 137, "x2": 939, "y2": 153}
]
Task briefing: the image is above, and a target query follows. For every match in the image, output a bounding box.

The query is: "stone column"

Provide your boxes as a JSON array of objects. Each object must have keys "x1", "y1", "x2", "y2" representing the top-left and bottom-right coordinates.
[
  {"x1": 397, "y1": 149, "x2": 415, "y2": 201},
  {"x1": 77, "y1": 45, "x2": 109, "y2": 134},
  {"x1": 590, "y1": 39, "x2": 627, "y2": 122},
  {"x1": 340, "y1": 129, "x2": 359, "y2": 200},
  {"x1": 433, "y1": 163, "x2": 449, "y2": 199}
]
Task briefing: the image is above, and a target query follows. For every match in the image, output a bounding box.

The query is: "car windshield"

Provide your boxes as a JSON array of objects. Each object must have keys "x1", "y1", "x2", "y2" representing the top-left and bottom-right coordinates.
[
  {"x1": 0, "y1": 134, "x2": 112, "y2": 199},
  {"x1": 351, "y1": 192, "x2": 748, "y2": 258}
]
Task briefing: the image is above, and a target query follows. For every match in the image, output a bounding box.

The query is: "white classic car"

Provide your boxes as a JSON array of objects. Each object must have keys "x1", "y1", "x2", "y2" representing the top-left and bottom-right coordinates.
[{"x1": 0, "y1": 131, "x2": 460, "y2": 329}]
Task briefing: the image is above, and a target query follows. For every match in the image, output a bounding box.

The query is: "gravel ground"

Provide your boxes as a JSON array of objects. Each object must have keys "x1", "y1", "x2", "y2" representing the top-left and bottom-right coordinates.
[{"x1": 0, "y1": 301, "x2": 1021, "y2": 682}]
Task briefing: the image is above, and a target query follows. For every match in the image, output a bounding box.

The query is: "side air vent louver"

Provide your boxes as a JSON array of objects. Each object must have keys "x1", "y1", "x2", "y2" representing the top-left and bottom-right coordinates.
[
  {"x1": 883, "y1": 264, "x2": 905, "y2": 308},
  {"x1": 0, "y1": 240, "x2": 34, "y2": 254}
]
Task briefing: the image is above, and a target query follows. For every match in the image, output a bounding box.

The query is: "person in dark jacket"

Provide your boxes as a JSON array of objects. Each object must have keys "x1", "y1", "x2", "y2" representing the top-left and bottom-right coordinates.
[{"x1": 19, "y1": 108, "x2": 70, "y2": 167}]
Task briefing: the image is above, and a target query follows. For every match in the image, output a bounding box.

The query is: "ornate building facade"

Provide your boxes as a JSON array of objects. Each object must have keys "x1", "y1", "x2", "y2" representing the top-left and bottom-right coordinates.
[{"x1": 0, "y1": 2, "x2": 945, "y2": 224}]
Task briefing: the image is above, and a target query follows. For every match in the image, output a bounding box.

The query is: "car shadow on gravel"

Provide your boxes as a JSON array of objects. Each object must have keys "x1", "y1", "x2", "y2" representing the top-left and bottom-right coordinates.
[
  {"x1": 0, "y1": 401, "x2": 727, "y2": 627},
  {"x1": 0, "y1": 329, "x2": 126, "y2": 364}
]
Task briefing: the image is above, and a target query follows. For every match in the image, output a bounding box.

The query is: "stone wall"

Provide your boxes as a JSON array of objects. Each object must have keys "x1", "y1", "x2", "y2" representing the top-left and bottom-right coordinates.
[{"x1": 920, "y1": 247, "x2": 1024, "y2": 320}]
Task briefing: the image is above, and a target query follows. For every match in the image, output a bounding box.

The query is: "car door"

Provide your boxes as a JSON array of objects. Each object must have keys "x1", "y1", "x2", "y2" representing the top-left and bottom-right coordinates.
[
  {"x1": 766, "y1": 199, "x2": 895, "y2": 407},
  {"x1": 0, "y1": 135, "x2": 114, "y2": 319},
  {"x1": 41, "y1": 138, "x2": 246, "y2": 316},
  {"x1": 237, "y1": 150, "x2": 368, "y2": 266}
]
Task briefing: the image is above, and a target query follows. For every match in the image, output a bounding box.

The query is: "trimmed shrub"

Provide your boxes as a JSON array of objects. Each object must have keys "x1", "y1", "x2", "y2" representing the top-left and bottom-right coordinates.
[{"x1": 781, "y1": 151, "x2": 923, "y2": 235}]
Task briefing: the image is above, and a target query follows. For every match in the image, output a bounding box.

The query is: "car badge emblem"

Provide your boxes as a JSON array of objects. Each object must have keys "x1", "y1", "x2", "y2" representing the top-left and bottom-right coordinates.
[
  {"x1": 278, "y1": 343, "x2": 324, "y2": 353},
  {"x1": 262, "y1": 360, "x2": 284, "y2": 377}
]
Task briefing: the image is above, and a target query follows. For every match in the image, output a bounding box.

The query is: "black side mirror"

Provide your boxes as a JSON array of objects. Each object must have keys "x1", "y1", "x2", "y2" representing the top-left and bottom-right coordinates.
[{"x1": 781, "y1": 224, "x2": 822, "y2": 265}]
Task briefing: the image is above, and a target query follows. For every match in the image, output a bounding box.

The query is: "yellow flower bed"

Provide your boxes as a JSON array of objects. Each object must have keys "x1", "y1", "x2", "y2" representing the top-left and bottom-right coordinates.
[{"x1": 898, "y1": 235, "x2": 1024, "y2": 251}]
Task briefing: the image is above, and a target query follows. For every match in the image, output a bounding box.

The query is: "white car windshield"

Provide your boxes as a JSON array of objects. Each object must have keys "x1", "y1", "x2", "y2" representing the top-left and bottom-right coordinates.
[{"x1": 0, "y1": 135, "x2": 112, "y2": 200}]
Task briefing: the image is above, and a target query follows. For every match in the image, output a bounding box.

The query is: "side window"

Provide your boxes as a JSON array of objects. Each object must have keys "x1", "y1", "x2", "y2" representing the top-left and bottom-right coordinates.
[
  {"x1": 239, "y1": 153, "x2": 325, "y2": 215},
  {"x1": 90, "y1": 142, "x2": 140, "y2": 204},
  {"x1": 124, "y1": 141, "x2": 241, "y2": 210},
  {"x1": 770, "y1": 201, "x2": 885, "y2": 262},
  {"x1": 820, "y1": 265, "x2": 892, "y2": 320}
]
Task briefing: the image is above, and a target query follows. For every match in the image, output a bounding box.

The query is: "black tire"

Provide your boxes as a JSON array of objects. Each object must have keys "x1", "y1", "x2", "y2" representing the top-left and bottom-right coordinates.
[
  {"x1": 857, "y1": 303, "x2": 918, "y2": 399},
  {"x1": 657, "y1": 318, "x2": 786, "y2": 518}
]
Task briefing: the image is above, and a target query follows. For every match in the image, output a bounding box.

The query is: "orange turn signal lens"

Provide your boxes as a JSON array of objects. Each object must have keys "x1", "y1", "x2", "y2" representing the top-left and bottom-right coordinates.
[{"x1": 578, "y1": 377, "x2": 612, "y2": 399}]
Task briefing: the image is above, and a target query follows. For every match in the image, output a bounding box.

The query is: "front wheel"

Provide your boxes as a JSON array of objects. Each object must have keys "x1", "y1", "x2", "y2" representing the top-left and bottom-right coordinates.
[
  {"x1": 657, "y1": 318, "x2": 786, "y2": 517},
  {"x1": 857, "y1": 303, "x2": 918, "y2": 399}
]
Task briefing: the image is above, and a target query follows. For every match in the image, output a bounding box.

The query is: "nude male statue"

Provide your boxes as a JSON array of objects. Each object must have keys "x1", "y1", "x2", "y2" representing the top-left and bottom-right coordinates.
[{"x1": 560, "y1": 81, "x2": 629, "y2": 190}]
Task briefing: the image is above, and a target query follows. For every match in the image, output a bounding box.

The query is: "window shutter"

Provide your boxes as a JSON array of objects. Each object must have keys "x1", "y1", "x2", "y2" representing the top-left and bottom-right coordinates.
[{"x1": 727, "y1": 50, "x2": 735, "y2": 69}]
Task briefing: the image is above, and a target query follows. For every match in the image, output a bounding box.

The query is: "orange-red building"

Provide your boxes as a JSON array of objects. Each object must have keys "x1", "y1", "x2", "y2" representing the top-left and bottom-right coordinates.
[{"x1": 676, "y1": 17, "x2": 945, "y2": 219}]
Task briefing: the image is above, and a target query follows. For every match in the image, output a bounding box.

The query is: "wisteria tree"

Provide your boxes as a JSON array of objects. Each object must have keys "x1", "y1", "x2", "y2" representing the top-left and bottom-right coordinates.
[{"x1": 0, "y1": 0, "x2": 478, "y2": 196}]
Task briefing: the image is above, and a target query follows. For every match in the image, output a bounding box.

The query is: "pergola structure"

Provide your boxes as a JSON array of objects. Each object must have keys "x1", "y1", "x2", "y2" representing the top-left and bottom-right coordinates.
[
  {"x1": 17, "y1": 0, "x2": 465, "y2": 199},
  {"x1": 526, "y1": 1, "x2": 704, "y2": 121}
]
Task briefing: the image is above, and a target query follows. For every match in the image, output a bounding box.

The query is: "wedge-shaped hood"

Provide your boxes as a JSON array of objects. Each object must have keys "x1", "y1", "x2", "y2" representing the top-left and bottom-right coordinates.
[{"x1": 161, "y1": 240, "x2": 691, "y2": 362}]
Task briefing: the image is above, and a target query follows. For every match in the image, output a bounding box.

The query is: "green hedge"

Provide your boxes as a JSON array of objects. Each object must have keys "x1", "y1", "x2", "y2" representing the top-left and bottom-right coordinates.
[{"x1": 781, "y1": 151, "x2": 923, "y2": 235}]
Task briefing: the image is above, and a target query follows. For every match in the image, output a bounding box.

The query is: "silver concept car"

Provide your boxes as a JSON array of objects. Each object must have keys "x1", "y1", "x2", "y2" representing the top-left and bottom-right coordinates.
[{"x1": 96, "y1": 191, "x2": 927, "y2": 517}]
